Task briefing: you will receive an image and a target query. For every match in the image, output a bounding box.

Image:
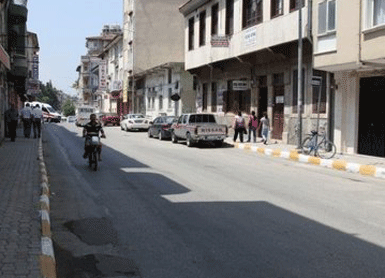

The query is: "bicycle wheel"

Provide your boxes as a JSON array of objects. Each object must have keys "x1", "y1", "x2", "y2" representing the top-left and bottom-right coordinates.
[
  {"x1": 301, "y1": 137, "x2": 313, "y2": 155},
  {"x1": 317, "y1": 140, "x2": 336, "y2": 159}
]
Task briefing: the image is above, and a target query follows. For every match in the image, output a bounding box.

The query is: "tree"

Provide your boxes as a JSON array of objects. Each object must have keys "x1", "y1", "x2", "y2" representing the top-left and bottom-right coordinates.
[
  {"x1": 37, "y1": 81, "x2": 61, "y2": 111},
  {"x1": 62, "y1": 99, "x2": 76, "y2": 116}
]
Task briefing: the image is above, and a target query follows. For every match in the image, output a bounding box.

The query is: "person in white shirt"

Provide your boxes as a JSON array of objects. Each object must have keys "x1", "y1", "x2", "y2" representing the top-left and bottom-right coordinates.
[
  {"x1": 32, "y1": 104, "x2": 43, "y2": 138},
  {"x1": 20, "y1": 103, "x2": 32, "y2": 138}
]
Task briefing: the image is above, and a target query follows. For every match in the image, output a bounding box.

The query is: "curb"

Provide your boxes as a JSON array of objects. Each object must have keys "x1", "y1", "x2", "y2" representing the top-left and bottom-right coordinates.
[
  {"x1": 38, "y1": 137, "x2": 57, "y2": 278},
  {"x1": 233, "y1": 143, "x2": 385, "y2": 180}
]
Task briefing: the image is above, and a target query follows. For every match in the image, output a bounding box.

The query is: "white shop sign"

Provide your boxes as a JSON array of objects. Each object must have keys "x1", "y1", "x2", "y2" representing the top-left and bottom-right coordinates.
[{"x1": 233, "y1": 80, "x2": 250, "y2": 91}]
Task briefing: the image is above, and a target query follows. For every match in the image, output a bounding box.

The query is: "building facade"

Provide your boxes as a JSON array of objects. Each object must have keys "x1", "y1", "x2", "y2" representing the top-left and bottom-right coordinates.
[
  {"x1": 313, "y1": 0, "x2": 385, "y2": 157},
  {"x1": 179, "y1": 0, "x2": 334, "y2": 144},
  {"x1": 76, "y1": 25, "x2": 122, "y2": 112},
  {"x1": 123, "y1": 0, "x2": 187, "y2": 115},
  {"x1": 1, "y1": 0, "x2": 30, "y2": 142},
  {"x1": 26, "y1": 31, "x2": 40, "y2": 99}
]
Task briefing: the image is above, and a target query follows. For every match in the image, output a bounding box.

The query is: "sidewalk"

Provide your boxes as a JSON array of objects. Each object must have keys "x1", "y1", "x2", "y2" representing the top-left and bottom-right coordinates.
[
  {"x1": 0, "y1": 127, "x2": 43, "y2": 277},
  {"x1": 226, "y1": 135, "x2": 385, "y2": 180}
]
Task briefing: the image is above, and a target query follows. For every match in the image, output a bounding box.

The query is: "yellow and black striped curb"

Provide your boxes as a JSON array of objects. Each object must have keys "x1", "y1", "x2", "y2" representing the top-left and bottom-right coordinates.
[
  {"x1": 233, "y1": 143, "x2": 385, "y2": 180},
  {"x1": 38, "y1": 138, "x2": 56, "y2": 278}
]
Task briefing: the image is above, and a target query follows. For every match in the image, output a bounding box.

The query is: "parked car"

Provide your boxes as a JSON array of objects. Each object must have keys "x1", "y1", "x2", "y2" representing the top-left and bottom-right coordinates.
[
  {"x1": 170, "y1": 113, "x2": 228, "y2": 147},
  {"x1": 67, "y1": 116, "x2": 76, "y2": 123},
  {"x1": 148, "y1": 116, "x2": 178, "y2": 140},
  {"x1": 120, "y1": 114, "x2": 150, "y2": 131},
  {"x1": 100, "y1": 113, "x2": 120, "y2": 126}
]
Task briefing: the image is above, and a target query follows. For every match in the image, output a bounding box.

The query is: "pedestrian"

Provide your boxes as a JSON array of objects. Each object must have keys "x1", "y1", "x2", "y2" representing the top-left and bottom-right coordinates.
[
  {"x1": 233, "y1": 111, "x2": 246, "y2": 143},
  {"x1": 247, "y1": 111, "x2": 258, "y2": 143},
  {"x1": 258, "y1": 111, "x2": 270, "y2": 144},
  {"x1": 20, "y1": 103, "x2": 32, "y2": 138},
  {"x1": 4, "y1": 103, "x2": 19, "y2": 142},
  {"x1": 31, "y1": 104, "x2": 43, "y2": 138}
]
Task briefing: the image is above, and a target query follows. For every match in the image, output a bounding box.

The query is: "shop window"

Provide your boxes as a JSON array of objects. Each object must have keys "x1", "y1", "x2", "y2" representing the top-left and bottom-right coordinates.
[
  {"x1": 243, "y1": 0, "x2": 263, "y2": 28},
  {"x1": 202, "y1": 83, "x2": 208, "y2": 111},
  {"x1": 159, "y1": 95, "x2": 163, "y2": 110},
  {"x1": 211, "y1": 82, "x2": 217, "y2": 112}
]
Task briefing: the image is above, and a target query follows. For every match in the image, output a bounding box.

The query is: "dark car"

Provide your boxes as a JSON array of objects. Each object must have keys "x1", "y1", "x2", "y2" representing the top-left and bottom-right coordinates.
[
  {"x1": 148, "y1": 116, "x2": 177, "y2": 140},
  {"x1": 100, "y1": 113, "x2": 120, "y2": 126}
]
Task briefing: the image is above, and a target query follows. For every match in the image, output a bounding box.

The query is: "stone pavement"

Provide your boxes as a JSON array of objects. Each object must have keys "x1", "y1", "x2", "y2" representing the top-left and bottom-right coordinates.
[
  {"x1": 0, "y1": 126, "x2": 42, "y2": 277},
  {"x1": 226, "y1": 135, "x2": 385, "y2": 180}
]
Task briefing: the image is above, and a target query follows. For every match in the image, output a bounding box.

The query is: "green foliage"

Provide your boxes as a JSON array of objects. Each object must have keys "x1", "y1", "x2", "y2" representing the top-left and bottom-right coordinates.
[
  {"x1": 37, "y1": 81, "x2": 61, "y2": 111},
  {"x1": 62, "y1": 99, "x2": 76, "y2": 116}
]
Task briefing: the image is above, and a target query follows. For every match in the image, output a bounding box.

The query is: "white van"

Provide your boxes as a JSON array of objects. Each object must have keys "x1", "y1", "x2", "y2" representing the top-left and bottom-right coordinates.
[
  {"x1": 75, "y1": 105, "x2": 95, "y2": 127},
  {"x1": 25, "y1": 101, "x2": 61, "y2": 122}
]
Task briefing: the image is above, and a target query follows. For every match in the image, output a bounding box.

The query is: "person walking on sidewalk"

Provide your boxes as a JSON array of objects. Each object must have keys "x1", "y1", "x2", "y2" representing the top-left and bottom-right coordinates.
[
  {"x1": 31, "y1": 104, "x2": 43, "y2": 138},
  {"x1": 4, "y1": 103, "x2": 19, "y2": 142},
  {"x1": 20, "y1": 103, "x2": 32, "y2": 138},
  {"x1": 233, "y1": 111, "x2": 246, "y2": 143},
  {"x1": 258, "y1": 111, "x2": 270, "y2": 145},
  {"x1": 247, "y1": 111, "x2": 258, "y2": 143}
]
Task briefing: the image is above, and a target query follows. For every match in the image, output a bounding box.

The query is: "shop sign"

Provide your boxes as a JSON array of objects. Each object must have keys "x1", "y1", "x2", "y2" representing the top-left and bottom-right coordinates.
[
  {"x1": 276, "y1": 96, "x2": 284, "y2": 104},
  {"x1": 123, "y1": 79, "x2": 128, "y2": 103},
  {"x1": 211, "y1": 35, "x2": 230, "y2": 47},
  {"x1": 99, "y1": 60, "x2": 107, "y2": 90},
  {"x1": 311, "y1": 76, "x2": 322, "y2": 86},
  {"x1": 233, "y1": 80, "x2": 250, "y2": 91},
  {"x1": 244, "y1": 27, "x2": 257, "y2": 47}
]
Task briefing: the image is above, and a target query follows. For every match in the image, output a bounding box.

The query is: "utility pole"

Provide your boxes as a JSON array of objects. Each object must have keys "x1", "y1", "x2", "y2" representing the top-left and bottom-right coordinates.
[{"x1": 297, "y1": 0, "x2": 303, "y2": 149}]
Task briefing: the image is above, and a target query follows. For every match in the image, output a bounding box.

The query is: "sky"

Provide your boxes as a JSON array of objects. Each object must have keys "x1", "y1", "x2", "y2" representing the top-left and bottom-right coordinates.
[{"x1": 27, "y1": 0, "x2": 124, "y2": 96}]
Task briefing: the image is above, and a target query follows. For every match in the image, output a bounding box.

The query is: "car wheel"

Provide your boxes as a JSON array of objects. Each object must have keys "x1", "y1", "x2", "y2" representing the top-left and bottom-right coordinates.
[
  {"x1": 159, "y1": 130, "x2": 163, "y2": 140},
  {"x1": 171, "y1": 132, "x2": 178, "y2": 144},
  {"x1": 148, "y1": 129, "x2": 153, "y2": 138},
  {"x1": 186, "y1": 133, "x2": 194, "y2": 147}
]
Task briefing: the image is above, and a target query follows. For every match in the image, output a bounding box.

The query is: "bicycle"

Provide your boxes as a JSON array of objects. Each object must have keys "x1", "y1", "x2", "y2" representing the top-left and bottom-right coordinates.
[{"x1": 301, "y1": 130, "x2": 337, "y2": 159}]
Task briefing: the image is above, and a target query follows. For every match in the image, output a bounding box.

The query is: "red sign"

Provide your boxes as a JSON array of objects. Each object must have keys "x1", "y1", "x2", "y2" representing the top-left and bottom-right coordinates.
[{"x1": 0, "y1": 45, "x2": 10, "y2": 70}]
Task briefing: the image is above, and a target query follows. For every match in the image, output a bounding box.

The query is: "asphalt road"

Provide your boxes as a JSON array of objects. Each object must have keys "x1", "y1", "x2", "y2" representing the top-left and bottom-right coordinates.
[{"x1": 43, "y1": 122, "x2": 385, "y2": 278}]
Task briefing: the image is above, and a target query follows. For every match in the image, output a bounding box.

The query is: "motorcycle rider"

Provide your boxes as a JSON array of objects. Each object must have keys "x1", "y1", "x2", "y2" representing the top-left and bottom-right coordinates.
[{"x1": 82, "y1": 113, "x2": 106, "y2": 161}]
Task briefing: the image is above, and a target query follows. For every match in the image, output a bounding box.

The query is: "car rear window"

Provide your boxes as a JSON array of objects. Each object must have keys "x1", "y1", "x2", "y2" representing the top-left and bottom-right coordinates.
[{"x1": 189, "y1": 114, "x2": 216, "y2": 123}]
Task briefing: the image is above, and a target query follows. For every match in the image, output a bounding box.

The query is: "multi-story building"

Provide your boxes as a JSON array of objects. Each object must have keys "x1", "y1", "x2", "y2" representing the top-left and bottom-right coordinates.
[
  {"x1": 77, "y1": 25, "x2": 122, "y2": 111},
  {"x1": 179, "y1": 0, "x2": 334, "y2": 144},
  {"x1": 99, "y1": 33, "x2": 124, "y2": 114},
  {"x1": 312, "y1": 0, "x2": 385, "y2": 158},
  {"x1": 123, "y1": 0, "x2": 187, "y2": 115},
  {"x1": 134, "y1": 62, "x2": 195, "y2": 119},
  {"x1": 26, "y1": 31, "x2": 40, "y2": 99},
  {"x1": 1, "y1": 0, "x2": 29, "y2": 142}
]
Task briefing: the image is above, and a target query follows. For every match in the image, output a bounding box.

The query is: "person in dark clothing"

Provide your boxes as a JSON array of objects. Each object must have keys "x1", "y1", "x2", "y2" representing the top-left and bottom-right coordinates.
[
  {"x1": 82, "y1": 114, "x2": 106, "y2": 161},
  {"x1": 4, "y1": 104, "x2": 19, "y2": 142},
  {"x1": 20, "y1": 103, "x2": 32, "y2": 138},
  {"x1": 233, "y1": 111, "x2": 246, "y2": 143}
]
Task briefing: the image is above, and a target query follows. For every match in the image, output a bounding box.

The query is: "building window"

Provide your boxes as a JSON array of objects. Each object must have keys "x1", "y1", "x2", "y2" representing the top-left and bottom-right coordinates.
[
  {"x1": 188, "y1": 17, "x2": 194, "y2": 50},
  {"x1": 243, "y1": 0, "x2": 263, "y2": 28},
  {"x1": 152, "y1": 97, "x2": 155, "y2": 109},
  {"x1": 271, "y1": 0, "x2": 284, "y2": 18},
  {"x1": 202, "y1": 83, "x2": 208, "y2": 111},
  {"x1": 211, "y1": 82, "x2": 217, "y2": 112},
  {"x1": 199, "y1": 11, "x2": 206, "y2": 46},
  {"x1": 211, "y1": 4, "x2": 219, "y2": 35},
  {"x1": 318, "y1": 0, "x2": 336, "y2": 34},
  {"x1": 168, "y1": 88, "x2": 173, "y2": 108},
  {"x1": 312, "y1": 70, "x2": 327, "y2": 114},
  {"x1": 159, "y1": 95, "x2": 163, "y2": 110},
  {"x1": 147, "y1": 96, "x2": 151, "y2": 109},
  {"x1": 290, "y1": 0, "x2": 305, "y2": 12},
  {"x1": 168, "y1": 69, "x2": 172, "y2": 84},
  {"x1": 292, "y1": 69, "x2": 305, "y2": 114},
  {"x1": 366, "y1": 0, "x2": 385, "y2": 28},
  {"x1": 226, "y1": 0, "x2": 234, "y2": 35}
]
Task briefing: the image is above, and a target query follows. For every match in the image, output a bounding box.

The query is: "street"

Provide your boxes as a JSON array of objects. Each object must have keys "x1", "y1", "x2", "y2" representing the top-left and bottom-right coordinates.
[{"x1": 43, "y1": 122, "x2": 385, "y2": 278}]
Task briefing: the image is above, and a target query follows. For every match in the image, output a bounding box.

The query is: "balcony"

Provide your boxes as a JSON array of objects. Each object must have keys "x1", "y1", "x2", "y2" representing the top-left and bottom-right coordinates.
[
  {"x1": 11, "y1": 53, "x2": 28, "y2": 77},
  {"x1": 9, "y1": 2, "x2": 28, "y2": 21}
]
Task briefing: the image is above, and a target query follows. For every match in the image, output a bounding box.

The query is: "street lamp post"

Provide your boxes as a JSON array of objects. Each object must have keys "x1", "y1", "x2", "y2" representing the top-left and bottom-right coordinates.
[{"x1": 297, "y1": 0, "x2": 303, "y2": 149}]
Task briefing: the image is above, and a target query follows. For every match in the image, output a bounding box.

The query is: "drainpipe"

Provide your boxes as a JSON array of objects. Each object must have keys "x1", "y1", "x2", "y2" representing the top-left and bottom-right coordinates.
[{"x1": 297, "y1": 0, "x2": 304, "y2": 149}]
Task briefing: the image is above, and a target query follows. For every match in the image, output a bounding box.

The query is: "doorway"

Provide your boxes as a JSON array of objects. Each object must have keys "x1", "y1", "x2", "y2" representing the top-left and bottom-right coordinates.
[
  {"x1": 257, "y1": 76, "x2": 268, "y2": 137},
  {"x1": 358, "y1": 77, "x2": 385, "y2": 157}
]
